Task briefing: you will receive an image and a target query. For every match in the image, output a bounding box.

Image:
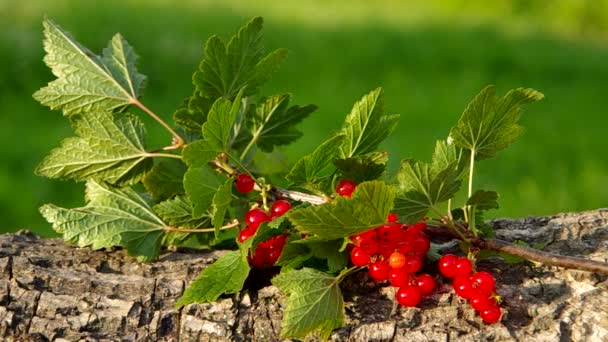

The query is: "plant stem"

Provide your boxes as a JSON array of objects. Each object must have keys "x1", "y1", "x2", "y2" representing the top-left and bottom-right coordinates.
[
  {"x1": 468, "y1": 148, "x2": 475, "y2": 198},
  {"x1": 272, "y1": 187, "x2": 328, "y2": 205},
  {"x1": 425, "y1": 224, "x2": 608, "y2": 275},
  {"x1": 144, "y1": 152, "x2": 182, "y2": 160},
  {"x1": 133, "y1": 98, "x2": 185, "y2": 149},
  {"x1": 164, "y1": 220, "x2": 240, "y2": 233}
]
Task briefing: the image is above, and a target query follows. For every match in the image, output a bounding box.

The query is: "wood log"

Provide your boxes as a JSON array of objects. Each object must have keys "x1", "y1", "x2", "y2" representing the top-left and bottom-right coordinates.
[{"x1": 1, "y1": 209, "x2": 607, "y2": 341}]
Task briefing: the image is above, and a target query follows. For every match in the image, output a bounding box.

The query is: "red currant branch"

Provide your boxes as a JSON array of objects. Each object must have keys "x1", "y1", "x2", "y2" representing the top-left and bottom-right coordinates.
[
  {"x1": 131, "y1": 98, "x2": 186, "y2": 150},
  {"x1": 426, "y1": 224, "x2": 608, "y2": 275}
]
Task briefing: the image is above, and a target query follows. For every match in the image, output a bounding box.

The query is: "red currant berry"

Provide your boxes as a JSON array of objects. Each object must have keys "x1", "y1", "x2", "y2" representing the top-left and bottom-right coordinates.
[
  {"x1": 388, "y1": 267, "x2": 409, "y2": 287},
  {"x1": 245, "y1": 209, "x2": 270, "y2": 230},
  {"x1": 389, "y1": 252, "x2": 406, "y2": 269},
  {"x1": 471, "y1": 271, "x2": 496, "y2": 294},
  {"x1": 377, "y1": 244, "x2": 394, "y2": 259},
  {"x1": 386, "y1": 213, "x2": 398, "y2": 223},
  {"x1": 270, "y1": 200, "x2": 292, "y2": 218},
  {"x1": 480, "y1": 304, "x2": 502, "y2": 324},
  {"x1": 237, "y1": 226, "x2": 256, "y2": 243},
  {"x1": 405, "y1": 255, "x2": 423, "y2": 273},
  {"x1": 453, "y1": 275, "x2": 476, "y2": 299},
  {"x1": 410, "y1": 222, "x2": 427, "y2": 234},
  {"x1": 376, "y1": 223, "x2": 403, "y2": 243},
  {"x1": 248, "y1": 246, "x2": 267, "y2": 268},
  {"x1": 411, "y1": 234, "x2": 430, "y2": 255},
  {"x1": 350, "y1": 230, "x2": 376, "y2": 247},
  {"x1": 265, "y1": 249, "x2": 282, "y2": 265},
  {"x1": 454, "y1": 257, "x2": 473, "y2": 277},
  {"x1": 469, "y1": 292, "x2": 496, "y2": 312},
  {"x1": 368, "y1": 261, "x2": 390, "y2": 282},
  {"x1": 350, "y1": 247, "x2": 371, "y2": 267},
  {"x1": 268, "y1": 234, "x2": 288, "y2": 249},
  {"x1": 235, "y1": 173, "x2": 255, "y2": 193},
  {"x1": 336, "y1": 180, "x2": 356, "y2": 197},
  {"x1": 414, "y1": 274, "x2": 436, "y2": 296},
  {"x1": 438, "y1": 254, "x2": 459, "y2": 278},
  {"x1": 359, "y1": 238, "x2": 379, "y2": 255},
  {"x1": 396, "y1": 285, "x2": 421, "y2": 307}
]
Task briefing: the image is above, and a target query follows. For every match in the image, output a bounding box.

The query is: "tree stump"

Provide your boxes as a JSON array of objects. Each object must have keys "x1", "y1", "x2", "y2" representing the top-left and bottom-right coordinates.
[{"x1": 1, "y1": 209, "x2": 606, "y2": 341}]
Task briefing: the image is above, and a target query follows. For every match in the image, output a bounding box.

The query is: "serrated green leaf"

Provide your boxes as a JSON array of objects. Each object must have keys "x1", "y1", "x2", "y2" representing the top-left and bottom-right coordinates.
[
  {"x1": 394, "y1": 159, "x2": 461, "y2": 223},
  {"x1": 339, "y1": 88, "x2": 399, "y2": 158},
  {"x1": 153, "y1": 196, "x2": 210, "y2": 228},
  {"x1": 176, "y1": 250, "x2": 250, "y2": 308},
  {"x1": 33, "y1": 19, "x2": 145, "y2": 115},
  {"x1": 173, "y1": 92, "x2": 214, "y2": 133},
  {"x1": 272, "y1": 268, "x2": 344, "y2": 340},
  {"x1": 245, "y1": 94, "x2": 317, "y2": 153},
  {"x1": 334, "y1": 153, "x2": 387, "y2": 183},
  {"x1": 288, "y1": 181, "x2": 395, "y2": 239},
  {"x1": 298, "y1": 239, "x2": 348, "y2": 273},
  {"x1": 142, "y1": 160, "x2": 186, "y2": 201},
  {"x1": 194, "y1": 17, "x2": 287, "y2": 99},
  {"x1": 40, "y1": 180, "x2": 165, "y2": 261},
  {"x1": 286, "y1": 134, "x2": 345, "y2": 191},
  {"x1": 276, "y1": 237, "x2": 313, "y2": 269},
  {"x1": 432, "y1": 139, "x2": 468, "y2": 178},
  {"x1": 36, "y1": 112, "x2": 153, "y2": 185},
  {"x1": 182, "y1": 92, "x2": 243, "y2": 168},
  {"x1": 183, "y1": 166, "x2": 227, "y2": 218},
  {"x1": 467, "y1": 190, "x2": 499, "y2": 211},
  {"x1": 211, "y1": 180, "x2": 233, "y2": 237},
  {"x1": 449, "y1": 85, "x2": 543, "y2": 160}
]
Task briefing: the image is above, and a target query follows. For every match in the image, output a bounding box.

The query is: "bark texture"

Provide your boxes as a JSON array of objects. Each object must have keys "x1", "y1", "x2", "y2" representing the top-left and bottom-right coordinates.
[{"x1": 0, "y1": 209, "x2": 607, "y2": 341}]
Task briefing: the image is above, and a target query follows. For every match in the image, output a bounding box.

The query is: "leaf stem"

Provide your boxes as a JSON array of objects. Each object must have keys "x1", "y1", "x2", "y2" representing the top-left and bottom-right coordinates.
[
  {"x1": 164, "y1": 220, "x2": 240, "y2": 233},
  {"x1": 144, "y1": 152, "x2": 183, "y2": 160},
  {"x1": 132, "y1": 98, "x2": 186, "y2": 149},
  {"x1": 468, "y1": 149, "x2": 475, "y2": 198}
]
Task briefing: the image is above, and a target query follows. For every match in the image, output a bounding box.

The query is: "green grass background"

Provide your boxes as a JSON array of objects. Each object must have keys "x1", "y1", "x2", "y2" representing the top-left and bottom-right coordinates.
[{"x1": 1, "y1": 0, "x2": 607, "y2": 236}]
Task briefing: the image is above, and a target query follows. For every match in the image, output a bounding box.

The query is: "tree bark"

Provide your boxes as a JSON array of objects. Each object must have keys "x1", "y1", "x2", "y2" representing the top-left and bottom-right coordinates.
[{"x1": 1, "y1": 209, "x2": 607, "y2": 341}]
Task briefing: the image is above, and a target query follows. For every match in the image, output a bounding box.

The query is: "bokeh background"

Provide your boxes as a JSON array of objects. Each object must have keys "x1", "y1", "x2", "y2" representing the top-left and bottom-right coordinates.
[{"x1": 1, "y1": 0, "x2": 607, "y2": 236}]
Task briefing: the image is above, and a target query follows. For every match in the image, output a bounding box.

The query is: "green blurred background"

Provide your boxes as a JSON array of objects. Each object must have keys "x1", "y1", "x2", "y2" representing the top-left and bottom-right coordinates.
[{"x1": 1, "y1": 0, "x2": 607, "y2": 236}]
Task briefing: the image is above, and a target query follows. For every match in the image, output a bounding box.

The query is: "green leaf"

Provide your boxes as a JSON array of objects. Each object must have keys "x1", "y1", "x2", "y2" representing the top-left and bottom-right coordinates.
[
  {"x1": 394, "y1": 159, "x2": 461, "y2": 223},
  {"x1": 288, "y1": 181, "x2": 395, "y2": 239},
  {"x1": 153, "y1": 196, "x2": 209, "y2": 228},
  {"x1": 276, "y1": 237, "x2": 313, "y2": 269},
  {"x1": 466, "y1": 190, "x2": 499, "y2": 211},
  {"x1": 211, "y1": 180, "x2": 233, "y2": 237},
  {"x1": 40, "y1": 180, "x2": 165, "y2": 261},
  {"x1": 449, "y1": 85, "x2": 543, "y2": 160},
  {"x1": 272, "y1": 268, "x2": 344, "y2": 340},
  {"x1": 36, "y1": 112, "x2": 152, "y2": 185},
  {"x1": 246, "y1": 94, "x2": 317, "y2": 153},
  {"x1": 334, "y1": 153, "x2": 387, "y2": 183},
  {"x1": 142, "y1": 160, "x2": 186, "y2": 201},
  {"x1": 297, "y1": 239, "x2": 348, "y2": 273},
  {"x1": 194, "y1": 17, "x2": 288, "y2": 99},
  {"x1": 339, "y1": 88, "x2": 399, "y2": 158},
  {"x1": 431, "y1": 139, "x2": 468, "y2": 178},
  {"x1": 182, "y1": 92, "x2": 243, "y2": 167},
  {"x1": 33, "y1": 19, "x2": 145, "y2": 115},
  {"x1": 176, "y1": 250, "x2": 250, "y2": 308},
  {"x1": 285, "y1": 134, "x2": 346, "y2": 191},
  {"x1": 183, "y1": 166, "x2": 227, "y2": 218},
  {"x1": 173, "y1": 92, "x2": 214, "y2": 133}
]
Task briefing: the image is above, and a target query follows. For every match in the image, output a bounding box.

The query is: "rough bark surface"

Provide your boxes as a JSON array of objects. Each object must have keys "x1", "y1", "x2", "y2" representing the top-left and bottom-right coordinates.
[{"x1": 1, "y1": 209, "x2": 607, "y2": 341}]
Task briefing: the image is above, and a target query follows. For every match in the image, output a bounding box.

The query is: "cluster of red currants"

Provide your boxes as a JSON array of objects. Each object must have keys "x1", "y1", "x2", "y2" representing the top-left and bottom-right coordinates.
[
  {"x1": 235, "y1": 173, "x2": 291, "y2": 268},
  {"x1": 439, "y1": 254, "x2": 502, "y2": 323},
  {"x1": 348, "y1": 216, "x2": 436, "y2": 307}
]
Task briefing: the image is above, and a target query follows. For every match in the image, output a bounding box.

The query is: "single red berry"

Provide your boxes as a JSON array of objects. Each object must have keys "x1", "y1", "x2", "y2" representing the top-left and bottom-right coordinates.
[
  {"x1": 410, "y1": 222, "x2": 427, "y2": 234},
  {"x1": 471, "y1": 271, "x2": 496, "y2": 294},
  {"x1": 389, "y1": 252, "x2": 406, "y2": 269},
  {"x1": 268, "y1": 234, "x2": 288, "y2": 249},
  {"x1": 237, "y1": 226, "x2": 256, "y2": 243},
  {"x1": 244, "y1": 209, "x2": 270, "y2": 230},
  {"x1": 377, "y1": 243, "x2": 394, "y2": 259},
  {"x1": 270, "y1": 200, "x2": 292, "y2": 218},
  {"x1": 386, "y1": 213, "x2": 398, "y2": 223},
  {"x1": 454, "y1": 257, "x2": 473, "y2": 277},
  {"x1": 396, "y1": 285, "x2": 421, "y2": 307},
  {"x1": 405, "y1": 255, "x2": 423, "y2": 273},
  {"x1": 368, "y1": 261, "x2": 390, "y2": 282},
  {"x1": 351, "y1": 230, "x2": 376, "y2": 247},
  {"x1": 469, "y1": 292, "x2": 496, "y2": 312},
  {"x1": 235, "y1": 173, "x2": 255, "y2": 193},
  {"x1": 248, "y1": 246, "x2": 267, "y2": 268},
  {"x1": 415, "y1": 274, "x2": 436, "y2": 296},
  {"x1": 350, "y1": 247, "x2": 371, "y2": 267},
  {"x1": 453, "y1": 275, "x2": 476, "y2": 299},
  {"x1": 438, "y1": 254, "x2": 459, "y2": 278},
  {"x1": 388, "y1": 267, "x2": 409, "y2": 287},
  {"x1": 359, "y1": 238, "x2": 379, "y2": 256},
  {"x1": 376, "y1": 223, "x2": 403, "y2": 244},
  {"x1": 480, "y1": 304, "x2": 502, "y2": 324},
  {"x1": 336, "y1": 180, "x2": 356, "y2": 197},
  {"x1": 265, "y1": 249, "x2": 282, "y2": 265},
  {"x1": 411, "y1": 234, "x2": 430, "y2": 255}
]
